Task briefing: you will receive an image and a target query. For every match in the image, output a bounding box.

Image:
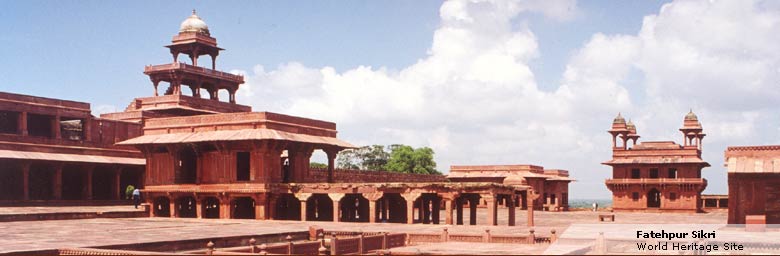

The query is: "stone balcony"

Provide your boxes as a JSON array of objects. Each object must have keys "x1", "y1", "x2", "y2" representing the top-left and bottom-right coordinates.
[
  {"x1": 144, "y1": 62, "x2": 244, "y2": 84},
  {"x1": 605, "y1": 178, "x2": 706, "y2": 185},
  {"x1": 127, "y1": 94, "x2": 251, "y2": 114}
]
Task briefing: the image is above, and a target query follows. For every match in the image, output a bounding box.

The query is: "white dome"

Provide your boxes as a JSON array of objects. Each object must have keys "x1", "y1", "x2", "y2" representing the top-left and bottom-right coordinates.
[{"x1": 179, "y1": 10, "x2": 210, "y2": 35}]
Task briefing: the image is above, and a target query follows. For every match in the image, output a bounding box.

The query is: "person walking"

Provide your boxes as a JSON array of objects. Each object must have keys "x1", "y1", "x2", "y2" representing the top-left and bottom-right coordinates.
[{"x1": 132, "y1": 187, "x2": 141, "y2": 209}]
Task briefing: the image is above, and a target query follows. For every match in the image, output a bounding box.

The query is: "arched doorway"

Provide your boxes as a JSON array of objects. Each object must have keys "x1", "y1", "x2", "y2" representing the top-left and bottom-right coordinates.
[
  {"x1": 647, "y1": 188, "x2": 661, "y2": 208},
  {"x1": 202, "y1": 197, "x2": 220, "y2": 218},
  {"x1": 306, "y1": 194, "x2": 333, "y2": 221},
  {"x1": 153, "y1": 197, "x2": 171, "y2": 217},
  {"x1": 377, "y1": 193, "x2": 406, "y2": 223},
  {"x1": 232, "y1": 197, "x2": 255, "y2": 219},
  {"x1": 275, "y1": 194, "x2": 300, "y2": 220},
  {"x1": 341, "y1": 194, "x2": 369, "y2": 222},
  {"x1": 176, "y1": 196, "x2": 197, "y2": 218}
]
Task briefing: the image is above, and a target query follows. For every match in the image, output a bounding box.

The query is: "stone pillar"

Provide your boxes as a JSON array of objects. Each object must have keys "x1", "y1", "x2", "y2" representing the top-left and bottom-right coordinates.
[
  {"x1": 444, "y1": 198, "x2": 454, "y2": 225},
  {"x1": 402, "y1": 193, "x2": 420, "y2": 224},
  {"x1": 296, "y1": 193, "x2": 312, "y2": 221},
  {"x1": 53, "y1": 114, "x2": 61, "y2": 139},
  {"x1": 383, "y1": 198, "x2": 390, "y2": 221},
  {"x1": 18, "y1": 112, "x2": 27, "y2": 136},
  {"x1": 221, "y1": 197, "x2": 231, "y2": 219},
  {"x1": 83, "y1": 118, "x2": 91, "y2": 142},
  {"x1": 527, "y1": 197, "x2": 535, "y2": 227},
  {"x1": 363, "y1": 192, "x2": 382, "y2": 223},
  {"x1": 254, "y1": 194, "x2": 268, "y2": 220},
  {"x1": 52, "y1": 164, "x2": 62, "y2": 200},
  {"x1": 325, "y1": 149, "x2": 337, "y2": 183},
  {"x1": 170, "y1": 196, "x2": 178, "y2": 218},
  {"x1": 421, "y1": 198, "x2": 430, "y2": 224},
  {"x1": 21, "y1": 162, "x2": 30, "y2": 200},
  {"x1": 111, "y1": 167, "x2": 121, "y2": 200},
  {"x1": 508, "y1": 195, "x2": 516, "y2": 226},
  {"x1": 469, "y1": 197, "x2": 478, "y2": 225},
  {"x1": 268, "y1": 196, "x2": 277, "y2": 220},
  {"x1": 432, "y1": 197, "x2": 441, "y2": 224},
  {"x1": 456, "y1": 197, "x2": 464, "y2": 225},
  {"x1": 196, "y1": 197, "x2": 203, "y2": 219},
  {"x1": 484, "y1": 195, "x2": 497, "y2": 226},
  {"x1": 329, "y1": 193, "x2": 345, "y2": 222},
  {"x1": 83, "y1": 166, "x2": 94, "y2": 200}
]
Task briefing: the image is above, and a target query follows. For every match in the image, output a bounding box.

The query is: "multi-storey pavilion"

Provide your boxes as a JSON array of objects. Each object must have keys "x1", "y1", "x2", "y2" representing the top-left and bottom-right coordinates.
[
  {"x1": 0, "y1": 92, "x2": 144, "y2": 202},
  {"x1": 108, "y1": 12, "x2": 534, "y2": 227},
  {"x1": 603, "y1": 111, "x2": 710, "y2": 212},
  {"x1": 725, "y1": 145, "x2": 780, "y2": 224}
]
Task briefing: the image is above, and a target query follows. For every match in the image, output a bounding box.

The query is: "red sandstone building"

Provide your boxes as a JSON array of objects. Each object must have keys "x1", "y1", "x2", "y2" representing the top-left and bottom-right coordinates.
[
  {"x1": 725, "y1": 145, "x2": 780, "y2": 224},
  {"x1": 0, "y1": 92, "x2": 144, "y2": 202},
  {"x1": 0, "y1": 12, "x2": 576, "y2": 227},
  {"x1": 603, "y1": 112, "x2": 709, "y2": 213},
  {"x1": 448, "y1": 165, "x2": 573, "y2": 211},
  {"x1": 98, "y1": 12, "x2": 551, "y2": 227}
]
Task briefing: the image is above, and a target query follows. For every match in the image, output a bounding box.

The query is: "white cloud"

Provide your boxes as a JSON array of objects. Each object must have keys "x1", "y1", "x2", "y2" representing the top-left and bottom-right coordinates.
[{"x1": 238, "y1": 0, "x2": 780, "y2": 198}]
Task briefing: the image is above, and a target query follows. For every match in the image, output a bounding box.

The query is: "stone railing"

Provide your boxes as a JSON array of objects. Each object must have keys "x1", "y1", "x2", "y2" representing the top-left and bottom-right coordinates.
[
  {"x1": 200, "y1": 230, "x2": 407, "y2": 255},
  {"x1": 605, "y1": 178, "x2": 706, "y2": 185},
  {"x1": 144, "y1": 62, "x2": 244, "y2": 82},
  {"x1": 407, "y1": 228, "x2": 555, "y2": 245}
]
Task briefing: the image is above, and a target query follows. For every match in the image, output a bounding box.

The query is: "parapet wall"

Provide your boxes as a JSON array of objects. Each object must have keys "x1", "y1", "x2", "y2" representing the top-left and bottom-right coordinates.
[{"x1": 307, "y1": 168, "x2": 448, "y2": 183}]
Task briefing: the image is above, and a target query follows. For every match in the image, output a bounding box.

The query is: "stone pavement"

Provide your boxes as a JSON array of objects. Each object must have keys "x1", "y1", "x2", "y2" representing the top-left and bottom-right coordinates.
[
  {"x1": 0, "y1": 206, "x2": 728, "y2": 254},
  {"x1": 0, "y1": 205, "x2": 144, "y2": 215}
]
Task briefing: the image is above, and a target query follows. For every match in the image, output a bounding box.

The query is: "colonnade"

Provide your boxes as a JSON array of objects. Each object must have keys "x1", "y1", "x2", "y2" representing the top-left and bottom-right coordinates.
[{"x1": 153, "y1": 191, "x2": 537, "y2": 227}]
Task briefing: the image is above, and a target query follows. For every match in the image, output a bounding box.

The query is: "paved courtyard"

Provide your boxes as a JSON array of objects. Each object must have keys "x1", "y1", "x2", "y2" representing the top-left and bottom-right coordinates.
[{"x1": 0, "y1": 205, "x2": 729, "y2": 254}]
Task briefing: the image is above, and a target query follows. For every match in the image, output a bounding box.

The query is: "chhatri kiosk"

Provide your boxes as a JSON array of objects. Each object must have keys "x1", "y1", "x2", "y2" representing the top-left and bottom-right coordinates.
[{"x1": 110, "y1": 11, "x2": 536, "y2": 226}]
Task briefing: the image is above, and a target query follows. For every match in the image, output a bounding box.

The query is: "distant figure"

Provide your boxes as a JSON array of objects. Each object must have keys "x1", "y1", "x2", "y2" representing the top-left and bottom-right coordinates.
[
  {"x1": 132, "y1": 188, "x2": 141, "y2": 209},
  {"x1": 593, "y1": 202, "x2": 599, "y2": 212}
]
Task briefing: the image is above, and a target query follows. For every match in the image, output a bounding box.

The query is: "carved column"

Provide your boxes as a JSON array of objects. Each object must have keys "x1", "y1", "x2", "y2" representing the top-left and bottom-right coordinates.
[
  {"x1": 325, "y1": 148, "x2": 338, "y2": 183},
  {"x1": 254, "y1": 194, "x2": 268, "y2": 220},
  {"x1": 52, "y1": 164, "x2": 62, "y2": 200},
  {"x1": 220, "y1": 196, "x2": 231, "y2": 219},
  {"x1": 83, "y1": 118, "x2": 92, "y2": 142},
  {"x1": 53, "y1": 114, "x2": 61, "y2": 139},
  {"x1": 484, "y1": 194, "x2": 497, "y2": 226},
  {"x1": 329, "y1": 193, "x2": 345, "y2": 222},
  {"x1": 401, "y1": 193, "x2": 420, "y2": 224},
  {"x1": 456, "y1": 197, "x2": 464, "y2": 225},
  {"x1": 527, "y1": 190, "x2": 539, "y2": 227},
  {"x1": 364, "y1": 192, "x2": 383, "y2": 223},
  {"x1": 21, "y1": 162, "x2": 30, "y2": 200},
  {"x1": 196, "y1": 196, "x2": 203, "y2": 219},
  {"x1": 297, "y1": 193, "x2": 312, "y2": 221},
  {"x1": 169, "y1": 195, "x2": 178, "y2": 218},
  {"x1": 469, "y1": 197, "x2": 478, "y2": 225},
  {"x1": 18, "y1": 112, "x2": 28, "y2": 136},
  {"x1": 111, "y1": 167, "x2": 122, "y2": 200},
  {"x1": 83, "y1": 166, "x2": 94, "y2": 200},
  {"x1": 268, "y1": 195, "x2": 277, "y2": 220},
  {"x1": 508, "y1": 195, "x2": 516, "y2": 226}
]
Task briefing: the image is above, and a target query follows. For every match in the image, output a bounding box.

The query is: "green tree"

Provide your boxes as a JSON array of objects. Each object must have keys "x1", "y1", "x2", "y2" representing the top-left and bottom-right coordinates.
[
  {"x1": 336, "y1": 145, "x2": 389, "y2": 170},
  {"x1": 385, "y1": 145, "x2": 440, "y2": 175}
]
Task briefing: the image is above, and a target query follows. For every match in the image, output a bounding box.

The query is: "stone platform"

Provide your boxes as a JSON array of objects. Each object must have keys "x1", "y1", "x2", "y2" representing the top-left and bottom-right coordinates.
[
  {"x1": 0, "y1": 205, "x2": 146, "y2": 222},
  {"x1": 0, "y1": 208, "x2": 728, "y2": 254}
]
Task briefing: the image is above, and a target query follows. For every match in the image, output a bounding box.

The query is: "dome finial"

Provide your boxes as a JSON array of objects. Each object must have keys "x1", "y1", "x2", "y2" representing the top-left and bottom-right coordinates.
[{"x1": 192, "y1": 9, "x2": 196, "y2": 15}]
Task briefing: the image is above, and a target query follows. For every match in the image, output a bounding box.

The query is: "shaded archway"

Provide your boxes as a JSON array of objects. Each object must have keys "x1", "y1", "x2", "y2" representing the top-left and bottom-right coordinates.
[
  {"x1": 153, "y1": 197, "x2": 171, "y2": 217},
  {"x1": 202, "y1": 197, "x2": 220, "y2": 219},
  {"x1": 377, "y1": 193, "x2": 406, "y2": 223},
  {"x1": 91, "y1": 166, "x2": 113, "y2": 200},
  {"x1": 232, "y1": 197, "x2": 255, "y2": 219},
  {"x1": 275, "y1": 194, "x2": 300, "y2": 220},
  {"x1": 176, "y1": 196, "x2": 197, "y2": 218},
  {"x1": 28, "y1": 163, "x2": 53, "y2": 200},
  {"x1": 647, "y1": 188, "x2": 661, "y2": 208},
  {"x1": 0, "y1": 161, "x2": 23, "y2": 200},
  {"x1": 306, "y1": 194, "x2": 333, "y2": 221},
  {"x1": 341, "y1": 194, "x2": 369, "y2": 222},
  {"x1": 61, "y1": 165, "x2": 85, "y2": 200}
]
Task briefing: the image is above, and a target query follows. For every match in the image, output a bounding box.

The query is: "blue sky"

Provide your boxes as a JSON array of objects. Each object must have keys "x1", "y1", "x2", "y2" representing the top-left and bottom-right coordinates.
[{"x1": 4, "y1": 0, "x2": 779, "y2": 199}]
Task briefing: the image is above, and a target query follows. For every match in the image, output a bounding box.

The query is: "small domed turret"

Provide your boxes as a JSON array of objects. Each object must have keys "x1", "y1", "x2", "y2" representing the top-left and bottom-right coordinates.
[
  {"x1": 613, "y1": 113, "x2": 626, "y2": 124},
  {"x1": 626, "y1": 119, "x2": 637, "y2": 134},
  {"x1": 180, "y1": 10, "x2": 210, "y2": 35},
  {"x1": 685, "y1": 109, "x2": 698, "y2": 121}
]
